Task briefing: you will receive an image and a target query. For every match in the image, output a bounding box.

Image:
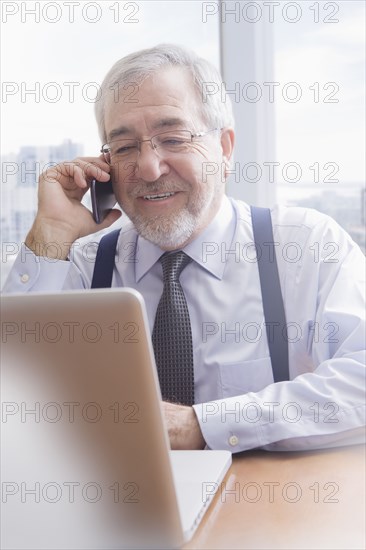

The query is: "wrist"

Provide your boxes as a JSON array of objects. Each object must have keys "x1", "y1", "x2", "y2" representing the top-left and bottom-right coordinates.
[
  {"x1": 187, "y1": 407, "x2": 206, "y2": 449},
  {"x1": 25, "y1": 222, "x2": 75, "y2": 260}
]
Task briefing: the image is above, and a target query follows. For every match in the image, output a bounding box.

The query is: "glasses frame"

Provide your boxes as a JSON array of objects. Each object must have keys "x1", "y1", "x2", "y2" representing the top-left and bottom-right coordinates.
[{"x1": 100, "y1": 128, "x2": 221, "y2": 165}]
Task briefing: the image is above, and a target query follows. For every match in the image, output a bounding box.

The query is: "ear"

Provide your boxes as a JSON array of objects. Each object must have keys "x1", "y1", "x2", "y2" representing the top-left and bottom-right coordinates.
[
  {"x1": 220, "y1": 127, "x2": 235, "y2": 161},
  {"x1": 220, "y1": 128, "x2": 235, "y2": 180}
]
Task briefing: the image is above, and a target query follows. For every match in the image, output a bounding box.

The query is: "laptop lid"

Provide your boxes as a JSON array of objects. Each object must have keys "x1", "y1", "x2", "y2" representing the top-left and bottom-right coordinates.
[{"x1": 1, "y1": 289, "x2": 231, "y2": 549}]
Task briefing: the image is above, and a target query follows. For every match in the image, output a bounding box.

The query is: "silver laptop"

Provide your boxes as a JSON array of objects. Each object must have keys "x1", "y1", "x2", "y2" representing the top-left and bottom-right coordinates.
[{"x1": 1, "y1": 289, "x2": 231, "y2": 549}]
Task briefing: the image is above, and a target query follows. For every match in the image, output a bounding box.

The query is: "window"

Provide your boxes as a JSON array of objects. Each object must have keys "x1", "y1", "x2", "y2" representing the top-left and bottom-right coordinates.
[
  {"x1": 219, "y1": 0, "x2": 365, "y2": 251},
  {"x1": 274, "y1": 0, "x2": 365, "y2": 252}
]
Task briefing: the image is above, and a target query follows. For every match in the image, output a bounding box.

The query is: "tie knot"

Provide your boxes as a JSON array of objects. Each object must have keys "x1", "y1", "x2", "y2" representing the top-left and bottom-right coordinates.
[{"x1": 160, "y1": 251, "x2": 192, "y2": 283}]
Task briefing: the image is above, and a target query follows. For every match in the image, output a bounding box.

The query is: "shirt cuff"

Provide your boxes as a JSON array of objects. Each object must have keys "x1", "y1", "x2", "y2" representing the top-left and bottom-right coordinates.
[
  {"x1": 2, "y1": 244, "x2": 72, "y2": 293},
  {"x1": 193, "y1": 399, "x2": 262, "y2": 453}
]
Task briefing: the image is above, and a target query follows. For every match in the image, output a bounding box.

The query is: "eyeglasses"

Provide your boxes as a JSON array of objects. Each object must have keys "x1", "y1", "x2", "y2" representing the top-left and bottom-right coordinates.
[{"x1": 101, "y1": 128, "x2": 220, "y2": 165}]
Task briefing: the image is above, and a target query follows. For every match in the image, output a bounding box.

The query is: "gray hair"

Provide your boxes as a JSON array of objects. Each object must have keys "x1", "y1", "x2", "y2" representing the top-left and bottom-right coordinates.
[{"x1": 94, "y1": 43, "x2": 234, "y2": 144}]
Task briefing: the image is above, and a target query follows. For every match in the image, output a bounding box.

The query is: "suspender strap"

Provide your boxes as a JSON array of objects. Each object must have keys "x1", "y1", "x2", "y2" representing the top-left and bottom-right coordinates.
[
  {"x1": 91, "y1": 229, "x2": 121, "y2": 289},
  {"x1": 250, "y1": 206, "x2": 289, "y2": 382}
]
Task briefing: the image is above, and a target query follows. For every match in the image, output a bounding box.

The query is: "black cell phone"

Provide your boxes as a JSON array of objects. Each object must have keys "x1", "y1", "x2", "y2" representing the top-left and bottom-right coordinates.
[{"x1": 90, "y1": 178, "x2": 116, "y2": 224}]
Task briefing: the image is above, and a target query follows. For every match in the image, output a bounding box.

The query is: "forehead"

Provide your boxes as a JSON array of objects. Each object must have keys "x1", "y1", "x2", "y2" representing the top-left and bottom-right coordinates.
[{"x1": 104, "y1": 67, "x2": 204, "y2": 139}]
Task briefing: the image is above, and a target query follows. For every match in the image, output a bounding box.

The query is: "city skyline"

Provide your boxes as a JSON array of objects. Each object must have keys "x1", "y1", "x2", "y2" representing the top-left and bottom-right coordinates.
[{"x1": 1, "y1": 138, "x2": 364, "y2": 252}]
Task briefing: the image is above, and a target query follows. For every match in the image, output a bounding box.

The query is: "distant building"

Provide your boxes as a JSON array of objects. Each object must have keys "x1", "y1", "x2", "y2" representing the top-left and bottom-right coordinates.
[
  {"x1": 1, "y1": 140, "x2": 84, "y2": 286},
  {"x1": 279, "y1": 185, "x2": 365, "y2": 255},
  {"x1": 11, "y1": 140, "x2": 83, "y2": 242}
]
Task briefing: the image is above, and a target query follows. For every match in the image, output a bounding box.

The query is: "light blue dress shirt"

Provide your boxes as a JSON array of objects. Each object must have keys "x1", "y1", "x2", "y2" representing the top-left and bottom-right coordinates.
[{"x1": 4, "y1": 196, "x2": 365, "y2": 452}]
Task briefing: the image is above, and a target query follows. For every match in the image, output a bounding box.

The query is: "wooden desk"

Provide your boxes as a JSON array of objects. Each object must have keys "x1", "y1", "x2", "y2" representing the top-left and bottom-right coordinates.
[{"x1": 184, "y1": 445, "x2": 365, "y2": 550}]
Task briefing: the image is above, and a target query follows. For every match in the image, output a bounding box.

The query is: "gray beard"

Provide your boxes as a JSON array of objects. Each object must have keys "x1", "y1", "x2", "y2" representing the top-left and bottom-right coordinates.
[
  {"x1": 129, "y1": 208, "x2": 198, "y2": 249},
  {"x1": 121, "y1": 179, "x2": 220, "y2": 249}
]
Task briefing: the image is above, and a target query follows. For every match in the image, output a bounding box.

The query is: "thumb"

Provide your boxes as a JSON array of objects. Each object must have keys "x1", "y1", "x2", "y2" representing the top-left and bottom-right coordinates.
[{"x1": 97, "y1": 208, "x2": 123, "y2": 231}]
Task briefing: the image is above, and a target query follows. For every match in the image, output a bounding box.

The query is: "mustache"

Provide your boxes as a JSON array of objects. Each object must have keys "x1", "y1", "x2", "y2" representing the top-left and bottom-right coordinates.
[{"x1": 129, "y1": 181, "x2": 188, "y2": 198}]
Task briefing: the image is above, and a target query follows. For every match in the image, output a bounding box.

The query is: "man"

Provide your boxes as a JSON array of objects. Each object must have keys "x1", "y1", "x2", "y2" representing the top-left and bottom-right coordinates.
[{"x1": 4, "y1": 44, "x2": 365, "y2": 452}]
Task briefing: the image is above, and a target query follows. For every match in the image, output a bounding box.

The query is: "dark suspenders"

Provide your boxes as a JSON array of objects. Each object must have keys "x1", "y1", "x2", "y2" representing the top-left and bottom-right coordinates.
[
  {"x1": 91, "y1": 229, "x2": 121, "y2": 289},
  {"x1": 91, "y1": 207, "x2": 289, "y2": 382},
  {"x1": 250, "y1": 207, "x2": 289, "y2": 382}
]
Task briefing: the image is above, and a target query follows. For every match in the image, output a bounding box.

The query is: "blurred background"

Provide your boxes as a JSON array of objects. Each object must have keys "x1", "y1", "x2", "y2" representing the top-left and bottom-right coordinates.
[{"x1": 1, "y1": 0, "x2": 365, "y2": 286}]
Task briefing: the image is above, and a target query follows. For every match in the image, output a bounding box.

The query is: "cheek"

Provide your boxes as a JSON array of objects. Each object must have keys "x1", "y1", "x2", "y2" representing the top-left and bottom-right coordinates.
[
  {"x1": 112, "y1": 163, "x2": 137, "y2": 185},
  {"x1": 189, "y1": 144, "x2": 223, "y2": 179},
  {"x1": 191, "y1": 159, "x2": 221, "y2": 192},
  {"x1": 174, "y1": 152, "x2": 215, "y2": 185},
  {"x1": 110, "y1": 179, "x2": 128, "y2": 207},
  {"x1": 111, "y1": 167, "x2": 137, "y2": 202}
]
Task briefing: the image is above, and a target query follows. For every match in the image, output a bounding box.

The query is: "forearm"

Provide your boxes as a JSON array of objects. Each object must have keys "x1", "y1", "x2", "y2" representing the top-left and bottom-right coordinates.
[
  {"x1": 194, "y1": 353, "x2": 366, "y2": 453},
  {"x1": 163, "y1": 402, "x2": 206, "y2": 450},
  {"x1": 25, "y1": 219, "x2": 77, "y2": 260},
  {"x1": 2, "y1": 243, "x2": 86, "y2": 293}
]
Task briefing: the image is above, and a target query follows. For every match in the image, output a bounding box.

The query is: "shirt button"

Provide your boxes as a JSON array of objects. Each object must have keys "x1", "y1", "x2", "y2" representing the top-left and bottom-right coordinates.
[
  {"x1": 229, "y1": 435, "x2": 239, "y2": 447},
  {"x1": 20, "y1": 273, "x2": 30, "y2": 283}
]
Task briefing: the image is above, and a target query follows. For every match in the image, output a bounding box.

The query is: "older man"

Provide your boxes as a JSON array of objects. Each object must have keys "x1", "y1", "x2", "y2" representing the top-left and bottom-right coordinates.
[{"x1": 4, "y1": 44, "x2": 365, "y2": 452}]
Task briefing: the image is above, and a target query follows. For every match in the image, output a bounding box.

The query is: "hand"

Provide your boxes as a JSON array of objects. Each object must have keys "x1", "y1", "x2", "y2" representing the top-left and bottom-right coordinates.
[
  {"x1": 162, "y1": 401, "x2": 206, "y2": 450},
  {"x1": 25, "y1": 155, "x2": 121, "y2": 259}
]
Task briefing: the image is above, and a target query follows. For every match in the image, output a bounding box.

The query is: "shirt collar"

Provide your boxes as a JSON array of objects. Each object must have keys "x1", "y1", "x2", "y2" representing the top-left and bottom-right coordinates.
[{"x1": 135, "y1": 195, "x2": 236, "y2": 282}]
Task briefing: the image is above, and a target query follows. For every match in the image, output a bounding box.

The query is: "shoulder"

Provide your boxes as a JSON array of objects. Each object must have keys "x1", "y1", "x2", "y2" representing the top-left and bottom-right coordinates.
[
  {"x1": 70, "y1": 217, "x2": 137, "y2": 264},
  {"x1": 230, "y1": 198, "x2": 365, "y2": 272},
  {"x1": 271, "y1": 203, "x2": 338, "y2": 232},
  {"x1": 231, "y1": 197, "x2": 355, "y2": 246}
]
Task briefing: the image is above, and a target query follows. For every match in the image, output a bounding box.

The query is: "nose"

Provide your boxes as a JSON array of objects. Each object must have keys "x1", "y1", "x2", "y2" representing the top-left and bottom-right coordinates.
[{"x1": 134, "y1": 140, "x2": 169, "y2": 182}]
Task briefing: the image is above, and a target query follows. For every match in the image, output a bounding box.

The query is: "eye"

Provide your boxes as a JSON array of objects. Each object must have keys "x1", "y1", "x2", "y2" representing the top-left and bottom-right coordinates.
[
  {"x1": 164, "y1": 138, "x2": 185, "y2": 144},
  {"x1": 114, "y1": 143, "x2": 138, "y2": 155},
  {"x1": 160, "y1": 135, "x2": 188, "y2": 146}
]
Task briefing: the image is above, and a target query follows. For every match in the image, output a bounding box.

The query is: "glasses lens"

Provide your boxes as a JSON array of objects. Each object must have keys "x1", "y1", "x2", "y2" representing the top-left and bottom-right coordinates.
[
  {"x1": 153, "y1": 130, "x2": 192, "y2": 154},
  {"x1": 103, "y1": 131, "x2": 193, "y2": 164},
  {"x1": 104, "y1": 140, "x2": 139, "y2": 165}
]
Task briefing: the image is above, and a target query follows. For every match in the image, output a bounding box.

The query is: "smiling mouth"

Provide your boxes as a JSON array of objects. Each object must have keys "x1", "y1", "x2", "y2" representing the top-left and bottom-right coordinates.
[{"x1": 142, "y1": 192, "x2": 176, "y2": 201}]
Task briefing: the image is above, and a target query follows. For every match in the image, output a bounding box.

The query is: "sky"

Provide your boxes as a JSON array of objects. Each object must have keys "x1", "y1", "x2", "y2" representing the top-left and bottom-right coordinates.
[
  {"x1": 274, "y1": 1, "x2": 365, "y2": 184},
  {"x1": 1, "y1": 1, "x2": 220, "y2": 155}
]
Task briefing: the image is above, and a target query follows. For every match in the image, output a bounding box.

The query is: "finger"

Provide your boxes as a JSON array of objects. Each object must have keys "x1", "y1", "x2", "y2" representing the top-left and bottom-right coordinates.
[
  {"x1": 55, "y1": 158, "x2": 110, "y2": 181},
  {"x1": 51, "y1": 161, "x2": 109, "y2": 190},
  {"x1": 39, "y1": 158, "x2": 111, "y2": 195},
  {"x1": 72, "y1": 165, "x2": 89, "y2": 189},
  {"x1": 77, "y1": 160, "x2": 111, "y2": 183},
  {"x1": 51, "y1": 163, "x2": 88, "y2": 190},
  {"x1": 94, "y1": 208, "x2": 122, "y2": 231},
  {"x1": 72, "y1": 156, "x2": 111, "y2": 172},
  {"x1": 98, "y1": 153, "x2": 109, "y2": 165}
]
